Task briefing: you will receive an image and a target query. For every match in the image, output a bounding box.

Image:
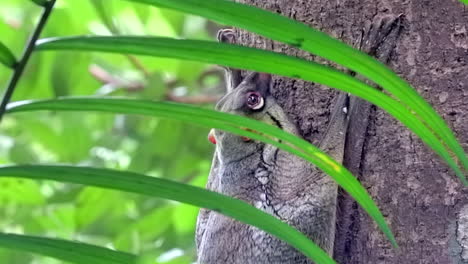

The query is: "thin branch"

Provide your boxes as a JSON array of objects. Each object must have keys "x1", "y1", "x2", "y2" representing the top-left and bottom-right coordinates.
[
  {"x1": 89, "y1": 64, "x2": 144, "y2": 91},
  {"x1": 126, "y1": 55, "x2": 151, "y2": 78},
  {"x1": 165, "y1": 93, "x2": 221, "y2": 104},
  {"x1": 89, "y1": 64, "x2": 220, "y2": 104},
  {"x1": 90, "y1": 0, "x2": 152, "y2": 78},
  {"x1": 90, "y1": 1, "x2": 219, "y2": 103},
  {"x1": 0, "y1": 0, "x2": 56, "y2": 122}
]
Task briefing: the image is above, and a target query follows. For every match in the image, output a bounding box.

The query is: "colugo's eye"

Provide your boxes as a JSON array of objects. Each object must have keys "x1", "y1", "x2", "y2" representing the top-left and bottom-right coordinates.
[{"x1": 246, "y1": 92, "x2": 264, "y2": 110}]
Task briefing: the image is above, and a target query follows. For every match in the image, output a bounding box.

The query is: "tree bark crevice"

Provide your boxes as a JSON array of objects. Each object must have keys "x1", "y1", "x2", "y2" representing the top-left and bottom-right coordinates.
[{"x1": 228, "y1": 0, "x2": 468, "y2": 263}]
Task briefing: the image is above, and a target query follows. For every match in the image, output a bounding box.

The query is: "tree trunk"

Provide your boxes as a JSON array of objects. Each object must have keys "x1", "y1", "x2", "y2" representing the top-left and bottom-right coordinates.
[{"x1": 235, "y1": 0, "x2": 468, "y2": 263}]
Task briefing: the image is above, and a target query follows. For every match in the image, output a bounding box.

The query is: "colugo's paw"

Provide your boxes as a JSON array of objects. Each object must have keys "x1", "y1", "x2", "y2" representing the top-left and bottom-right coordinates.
[
  {"x1": 217, "y1": 28, "x2": 237, "y2": 44},
  {"x1": 208, "y1": 129, "x2": 217, "y2": 144}
]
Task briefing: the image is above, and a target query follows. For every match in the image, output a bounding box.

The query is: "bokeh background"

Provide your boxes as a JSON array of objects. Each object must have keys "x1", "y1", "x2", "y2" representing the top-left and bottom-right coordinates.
[{"x1": 0, "y1": 1, "x2": 224, "y2": 263}]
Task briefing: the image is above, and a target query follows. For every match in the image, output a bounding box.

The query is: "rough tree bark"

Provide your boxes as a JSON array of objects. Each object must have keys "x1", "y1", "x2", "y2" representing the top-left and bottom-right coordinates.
[{"x1": 233, "y1": 0, "x2": 468, "y2": 263}]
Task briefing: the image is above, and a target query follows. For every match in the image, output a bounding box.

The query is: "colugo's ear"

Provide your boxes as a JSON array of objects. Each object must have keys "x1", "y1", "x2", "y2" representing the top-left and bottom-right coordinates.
[
  {"x1": 242, "y1": 72, "x2": 272, "y2": 96},
  {"x1": 256, "y1": 73, "x2": 272, "y2": 96},
  {"x1": 217, "y1": 28, "x2": 242, "y2": 92},
  {"x1": 257, "y1": 73, "x2": 272, "y2": 94}
]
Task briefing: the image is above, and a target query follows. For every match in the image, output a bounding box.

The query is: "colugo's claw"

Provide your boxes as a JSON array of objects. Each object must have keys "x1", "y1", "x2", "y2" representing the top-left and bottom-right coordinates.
[
  {"x1": 208, "y1": 128, "x2": 253, "y2": 144},
  {"x1": 241, "y1": 136, "x2": 251, "y2": 142}
]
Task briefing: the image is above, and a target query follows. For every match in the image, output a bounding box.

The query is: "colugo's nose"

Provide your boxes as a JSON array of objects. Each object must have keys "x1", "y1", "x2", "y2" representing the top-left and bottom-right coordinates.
[{"x1": 208, "y1": 129, "x2": 216, "y2": 144}]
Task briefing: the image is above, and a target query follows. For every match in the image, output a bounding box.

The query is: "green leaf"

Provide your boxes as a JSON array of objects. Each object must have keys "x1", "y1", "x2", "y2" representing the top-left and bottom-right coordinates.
[
  {"x1": 34, "y1": 204, "x2": 76, "y2": 238},
  {"x1": 460, "y1": 0, "x2": 468, "y2": 5},
  {"x1": 30, "y1": 0, "x2": 49, "y2": 6},
  {"x1": 114, "y1": 206, "x2": 174, "y2": 250},
  {"x1": 34, "y1": 36, "x2": 466, "y2": 184},
  {"x1": 172, "y1": 203, "x2": 198, "y2": 234},
  {"x1": 0, "y1": 165, "x2": 335, "y2": 264},
  {"x1": 0, "y1": 41, "x2": 16, "y2": 69},
  {"x1": 90, "y1": 0, "x2": 119, "y2": 34},
  {"x1": 6, "y1": 97, "x2": 397, "y2": 248},
  {"x1": 76, "y1": 187, "x2": 122, "y2": 229},
  {"x1": 119, "y1": 0, "x2": 468, "y2": 181},
  {"x1": 0, "y1": 179, "x2": 45, "y2": 205},
  {"x1": 0, "y1": 233, "x2": 136, "y2": 264}
]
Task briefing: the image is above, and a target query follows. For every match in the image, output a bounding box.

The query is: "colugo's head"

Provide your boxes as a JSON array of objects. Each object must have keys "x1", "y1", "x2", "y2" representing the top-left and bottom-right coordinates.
[{"x1": 208, "y1": 72, "x2": 296, "y2": 164}]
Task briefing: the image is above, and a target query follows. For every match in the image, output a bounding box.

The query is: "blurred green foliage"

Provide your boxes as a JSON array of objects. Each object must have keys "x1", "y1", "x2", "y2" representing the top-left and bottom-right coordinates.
[{"x1": 0, "y1": 1, "x2": 222, "y2": 263}]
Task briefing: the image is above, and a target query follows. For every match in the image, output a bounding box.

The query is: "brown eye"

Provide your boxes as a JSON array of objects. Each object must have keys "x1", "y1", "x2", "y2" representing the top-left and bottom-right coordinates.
[{"x1": 246, "y1": 92, "x2": 264, "y2": 110}]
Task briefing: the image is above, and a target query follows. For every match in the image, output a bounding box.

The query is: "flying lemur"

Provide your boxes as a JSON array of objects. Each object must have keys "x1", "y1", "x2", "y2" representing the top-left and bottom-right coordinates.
[
  {"x1": 195, "y1": 12, "x2": 403, "y2": 263},
  {"x1": 195, "y1": 29, "x2": 351, "y2": 264}
]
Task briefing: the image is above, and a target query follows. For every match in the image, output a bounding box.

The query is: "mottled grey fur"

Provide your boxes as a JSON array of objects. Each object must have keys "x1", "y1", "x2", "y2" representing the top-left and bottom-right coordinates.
[{"x1": 195, "y1": 29, "x2": 350, "y2": 264}]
